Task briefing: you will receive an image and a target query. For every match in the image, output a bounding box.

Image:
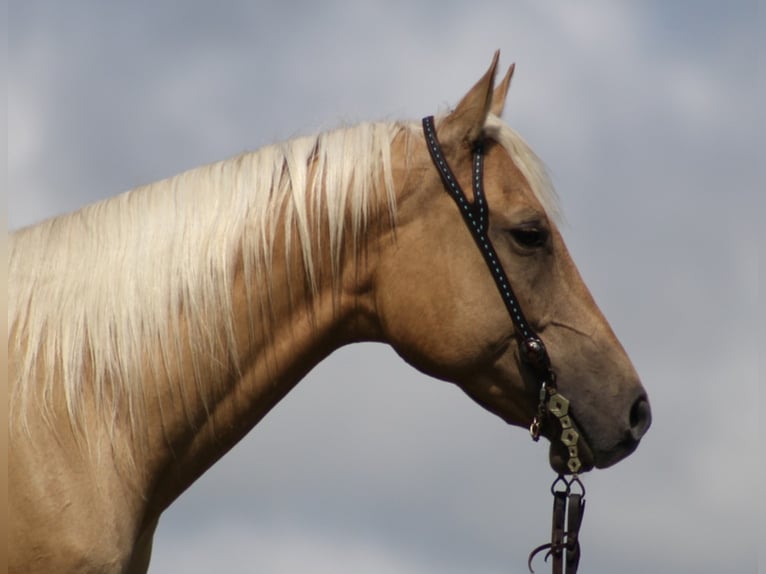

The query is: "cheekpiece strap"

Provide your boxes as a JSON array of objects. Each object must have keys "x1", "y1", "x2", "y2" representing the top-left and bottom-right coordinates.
[
  {"x1": 421, "y1": 116, "x2": 550, "y2": 365},
  {"x1": 421, "y1": 115, "x2": 585, "y2": 574}
]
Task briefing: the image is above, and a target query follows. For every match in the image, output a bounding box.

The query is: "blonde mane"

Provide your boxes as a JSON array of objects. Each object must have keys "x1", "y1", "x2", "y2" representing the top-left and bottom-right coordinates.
[{"x1": 8, "y1": 116, "x2": 558, "y2": 445}]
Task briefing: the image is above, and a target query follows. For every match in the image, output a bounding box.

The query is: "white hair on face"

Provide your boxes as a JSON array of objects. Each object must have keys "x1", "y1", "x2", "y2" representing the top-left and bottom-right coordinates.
[{"x1": 483, "y1": 113, "x2": 561, "y2": 223}]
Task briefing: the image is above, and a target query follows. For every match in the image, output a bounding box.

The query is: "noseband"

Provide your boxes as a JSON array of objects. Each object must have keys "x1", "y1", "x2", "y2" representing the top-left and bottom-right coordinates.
[{"x1": 422, "y1": 116, "x2": 586, "y2": 574}]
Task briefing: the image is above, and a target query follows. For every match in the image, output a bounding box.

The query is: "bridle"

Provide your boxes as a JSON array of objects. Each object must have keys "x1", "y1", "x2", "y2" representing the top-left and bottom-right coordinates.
[{"x1": 422, "y1": 116, "x2": 586, "y2": 574}]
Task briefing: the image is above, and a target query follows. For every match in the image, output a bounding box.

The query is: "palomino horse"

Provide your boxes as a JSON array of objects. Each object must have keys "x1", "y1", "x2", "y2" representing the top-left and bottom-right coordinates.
[{"x1": 9, "y1": 53, "x2": 651, "y2": 573}]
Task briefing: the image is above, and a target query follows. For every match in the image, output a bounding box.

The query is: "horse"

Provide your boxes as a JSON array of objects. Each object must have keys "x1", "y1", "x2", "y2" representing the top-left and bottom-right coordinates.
[{"x1": 8, "y1": 52, "x2": 651, "y2": 573}]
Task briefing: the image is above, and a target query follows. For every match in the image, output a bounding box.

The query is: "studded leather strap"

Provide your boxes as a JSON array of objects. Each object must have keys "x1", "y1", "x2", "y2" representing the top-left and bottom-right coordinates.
[
  {"x1": 423, "y1": 116, "x2": 586, "y2": 574},
  {"x1": 421, "y1": 116, "x2": 554, "y2": 381}
]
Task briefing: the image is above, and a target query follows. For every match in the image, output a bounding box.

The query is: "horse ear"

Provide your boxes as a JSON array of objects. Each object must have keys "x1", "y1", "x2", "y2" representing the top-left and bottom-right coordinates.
[
  {"x1": 490, "y1": 63, "x2": 515, "y2": 117},
  {"x1": 440, "y1": 50, "x2": 500, "y2": 146}
]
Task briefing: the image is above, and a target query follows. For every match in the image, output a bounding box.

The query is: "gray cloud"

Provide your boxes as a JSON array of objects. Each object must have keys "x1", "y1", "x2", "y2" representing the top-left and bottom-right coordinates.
[{"x1": 8, "y1": 1, "x2": 760, "y2": 573}]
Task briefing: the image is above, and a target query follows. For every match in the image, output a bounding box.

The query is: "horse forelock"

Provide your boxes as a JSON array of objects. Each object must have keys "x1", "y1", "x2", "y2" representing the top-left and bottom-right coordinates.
[{"x1": 483, "y1": 114, "x2": 561, "y2": 224}]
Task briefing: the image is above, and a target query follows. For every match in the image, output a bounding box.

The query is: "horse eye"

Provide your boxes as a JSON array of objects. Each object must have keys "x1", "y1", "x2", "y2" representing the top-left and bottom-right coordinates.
[{"x1": 509, "y1": 226, "x2": 548, "y2": 249}]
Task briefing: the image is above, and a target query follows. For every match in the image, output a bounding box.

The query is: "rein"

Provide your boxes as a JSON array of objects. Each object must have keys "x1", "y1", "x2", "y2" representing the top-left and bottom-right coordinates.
[{"x1": 422, "y1": 116, "x2": 585, "y2": 574}]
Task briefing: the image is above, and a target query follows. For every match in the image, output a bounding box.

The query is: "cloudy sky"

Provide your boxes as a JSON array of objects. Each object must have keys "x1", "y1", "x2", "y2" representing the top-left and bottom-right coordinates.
[{"x1": 8, "y1": 1, "x2": 762, "y2": 573}]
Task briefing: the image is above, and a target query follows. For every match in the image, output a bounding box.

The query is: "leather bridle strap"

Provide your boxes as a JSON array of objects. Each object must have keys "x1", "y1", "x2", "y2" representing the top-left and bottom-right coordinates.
[
  {"x1": 421, "y1": 116, "x2": 555, "y2": 384},
  {"x1": 422, "y1": 116, "x2": 586, "y2": 574},
  {"x1": 527, "y1": 477, "x2": 586, "y2": 574},
  {"x1": 565, "y1": 491, "x2": 584, "y2": 572}
]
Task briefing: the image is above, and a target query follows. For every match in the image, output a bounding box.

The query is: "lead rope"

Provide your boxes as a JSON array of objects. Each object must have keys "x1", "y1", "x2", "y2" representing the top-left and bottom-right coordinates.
[
  {"x1": 527, "y1": 476, "x2": 585, "y2": 574},
  {"x1": 421, "y1": 117, "x2": 585, "y2": 574}
]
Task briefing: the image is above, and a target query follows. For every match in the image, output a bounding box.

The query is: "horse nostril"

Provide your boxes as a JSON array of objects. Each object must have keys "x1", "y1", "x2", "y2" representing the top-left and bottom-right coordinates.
[{"x1": 629, "y1": 395, "x2": 652, "y2": 441}]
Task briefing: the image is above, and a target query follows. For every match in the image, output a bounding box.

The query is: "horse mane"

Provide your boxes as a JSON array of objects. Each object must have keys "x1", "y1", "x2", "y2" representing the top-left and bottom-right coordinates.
[{"x1": 8, "y1": 115, "x2": 558, "y2": 449}]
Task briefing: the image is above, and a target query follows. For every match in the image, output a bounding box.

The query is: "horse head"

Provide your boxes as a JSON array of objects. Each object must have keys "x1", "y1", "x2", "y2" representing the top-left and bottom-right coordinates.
[{"x1": 375, "y1": 53, "x2": 651, "y2": 473}]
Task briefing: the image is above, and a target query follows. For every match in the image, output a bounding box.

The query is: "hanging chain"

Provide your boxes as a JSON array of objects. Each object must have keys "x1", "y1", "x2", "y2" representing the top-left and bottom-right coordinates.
[
  {"x1": 528, "y1": 376, "x2": 582, "y2": 475},
  {"x1": 546, "y1": 388, "x2": 582, "y2": 475}
]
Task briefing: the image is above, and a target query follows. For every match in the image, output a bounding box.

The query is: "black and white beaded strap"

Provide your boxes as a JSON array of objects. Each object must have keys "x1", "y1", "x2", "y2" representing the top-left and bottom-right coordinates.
[
  {"x1": 421, "y1": 115, "x2": 552, "y2": 377},
  {"x1": 423, "y1": 115, "x2": 586, "y2": 574}
]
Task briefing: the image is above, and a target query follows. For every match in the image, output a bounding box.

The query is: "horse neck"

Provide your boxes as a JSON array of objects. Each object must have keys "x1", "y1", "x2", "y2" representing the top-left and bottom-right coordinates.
[{"x1": 140, "y1": 164, "x2": 390, "y2": 520}]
